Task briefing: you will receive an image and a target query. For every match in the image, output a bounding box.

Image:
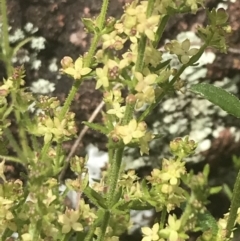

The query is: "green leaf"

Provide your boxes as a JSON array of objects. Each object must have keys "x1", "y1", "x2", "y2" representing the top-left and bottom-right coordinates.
[
  {"x1": 150, "y1": 59, "x2": 171, "y2": 72},
  {"x1": 112, "y1": 187, "x2": 122, "y2": 204},
  {"x1": 141, "y1": 179, "x2": 150, "y2": 197},
  {"x1": 83, "y1": 186, "x2": 107, "y2": 209},
  {"x1": 82, "y1": 121, "x2": 109, "y2": 134},
  {"x1": 197, "y1": 210, "x2": 218, "y2": 237},
  {"x1": 118, "y1": 200, "x2": 153, "y2": 211},
  {"x1": 82, "y1": 18, "x2": 96, "y2": 33},
  {"x1": 209, "y1": 186, "x2": 222, "y2": 195},
  {"x1": 190, "y1": 83, "x2": 240, "y2": 118}
]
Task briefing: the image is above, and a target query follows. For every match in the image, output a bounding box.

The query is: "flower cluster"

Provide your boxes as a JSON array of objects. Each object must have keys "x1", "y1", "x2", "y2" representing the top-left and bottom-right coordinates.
[
  {"x1": 170, "y1": 136, "x2": 197, "y2": 159},
  {"x1": 115, "y1": 1, "x2": 160, "y2": 42},
  {"x1": 28, "y1": 96, "x2": 77, "y2": 143},
  {"x1": 146, "y1": 157, "x2": 186, "y2": 212},
  {"x1": 134, "y1": 72, "x2": 158, "y2": 109},
  {"x1": 32, "y1": 111, "x2": 77, "y2": 143}
]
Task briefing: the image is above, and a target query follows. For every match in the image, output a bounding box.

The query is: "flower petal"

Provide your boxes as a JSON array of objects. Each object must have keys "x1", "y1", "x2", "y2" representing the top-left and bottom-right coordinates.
[
  {"x1": 81, "y1": 67, "x2": 92, "y2": 76},
  {"x1": 72, "y1": 222, "x2": 83, "y2": 232},
  {"x1": 181, "y1": 39, "x2": 190, "y2": 51}
]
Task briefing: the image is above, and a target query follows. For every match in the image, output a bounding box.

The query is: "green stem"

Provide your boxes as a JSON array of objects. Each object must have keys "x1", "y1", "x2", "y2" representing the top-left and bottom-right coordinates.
[
  {"x1": 83, "y1": 34, "x2": 101, "y2": 68},
  {"x1": 11, "y1": 89, "x2": 30, "y2": 158},
  {"x1": 84, "y1": 0, "x2": 109, "y2": 67},
  {"x1": 55, "y1": 142, "x2": 62, "y2": 167},
  {"x1": 0, "y1": 0, "x2": 12, "y2": 76},
  {"x1": 96, "y1": 211, "x2": 111, "y2": 241},
  {"x1": 94, "y1": 148, "x2": 124, "y2": 240},
  {"x1": 0, "y1": 155, "x2": 21, "y2": 163},
  {"x1": 133, "y1": 0, "x2": 156, "y2": 83},
  {"x1": 153, "y1": 14, "x2": 170, "y2": 48},
  {"x1": 4, "y1": 128, "x2": 25, "y2": 161},
  {"x1": 226, "y1": 169, "x2": 240, "y2": 238},
  {"x1": 107, "y1": 148, "x2": 124, "y2": 207},
  {"x1": 12, "y1": 37, "x2": 34, "y2": 56},
  {"x1": 121, "y1": 98, "x2": 135, "y2": 125},
  {"x1": 134, "y1": 36, "x2": 147, "y2": 74},
  {"x1": 30, "y1": 135, "x2": 39, "y2": 152},
  {"x1": 83, "y1": 222, "x2": 97, "y2": 241},
  {"x1": 59, "y1": 81, "x2": 80, "y2": 121},
  {"x1": 159, "y1": 207, "x2": 167, "y2": 229},
  {"x1": 39, "y1": 140, "x2": 51, "y2": 161},
  {"x1": 180, "y1": 196, "x2": 194, "y2": 227},
  {"x1": 18, "y1": 123, "x2": 30, "y2": 157},
  {"x1": 97, "y1": 0, "x2": 110, "y2": 31}
]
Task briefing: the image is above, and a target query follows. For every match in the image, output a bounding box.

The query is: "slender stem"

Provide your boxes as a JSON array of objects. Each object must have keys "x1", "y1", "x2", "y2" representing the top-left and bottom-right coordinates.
[
  {"x1": 4, "y1": 128, "x2": 25, "y2": 161},
  {"x1": 98, "y1": 0, "x2": 110, "y2": 30},
  {"x1": 96, "y1": 211, "x2": 110, "y2": 241},
  {"x1": 18, "y1": 124, "x2": 30, "y2": 157},
  {"x1": 159, "y1": 207, "x2": 167, "y2": 229},
  {"x1": 133, "y1": 0, "x2": 156, "y2": 84},
  {"x1": 55, "y1": 142, "x2": 62, "y2": 166},
  {"x1": 84, "y1": 221, "x2": 98, "y2": 241},
  {"x1": 107, "y1": 148, "x2": 124, "y2": 207},
  {"x1": 180, "y1": 197, "x2": 194, "y2": 227},
  {"x1": 83, "y1": 34, "x2": 101, "y2": 68},
  {"x1": 59, "y1": 81, "x2": 80, "y2": 121},
  {"x1": 0, "y1": 155, "x2": 21, "y2": 163},
  {"x1": 153, "y1": 15, "x2": 170, "y2": 48},
  {"x1": 121, "y1": 99, "x2": 135, "y2": 125},
  {"x1": 134, "y1": 36, "x2": 147, "y2": 74},
  {"x1": 84, "y1": 0, "x2": 109, "y2": 67},
  {"x1": 39, "y1": 140, "x2": 51, "y2": 161},
  {"x1": 88, "y1": 149, "x2": 125, "y2": 241},
  {"x1": 30, "y1": 135, "x2": 39, "y2": 152},
  {"x1": 0, "y1": 0, "x2": 12, "y2": 76},
  {"x1": 12, "y1": 37, "x2": 33, "y2": 56},
  {"x1": 226, "y1": 169, "x2": 240, "y2": 238}
]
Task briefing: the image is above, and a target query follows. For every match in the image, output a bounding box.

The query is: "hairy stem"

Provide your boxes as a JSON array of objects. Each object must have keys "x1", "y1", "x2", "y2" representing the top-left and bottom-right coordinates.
[
  {"x1": 226, "y1": 169, "x2": 240, "y2": 238},
  {"x1": 0, "y1": 0, "x2": 12, "y2": 76}
]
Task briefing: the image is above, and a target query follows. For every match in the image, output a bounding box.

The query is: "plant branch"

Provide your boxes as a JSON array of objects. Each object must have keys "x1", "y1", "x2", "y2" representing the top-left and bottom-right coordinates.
[{"x1": 226, "y1": 169, "x2": 240, "y2": 238}]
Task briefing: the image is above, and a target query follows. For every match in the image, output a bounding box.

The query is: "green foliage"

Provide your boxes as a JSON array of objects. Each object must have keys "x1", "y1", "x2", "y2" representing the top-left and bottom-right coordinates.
[
  {"x1": 190, "y1": 83, "x2": 240, "y2": 118},
  {"x1": 1, "y1": 0, "x2": 239, "y2": 241}
]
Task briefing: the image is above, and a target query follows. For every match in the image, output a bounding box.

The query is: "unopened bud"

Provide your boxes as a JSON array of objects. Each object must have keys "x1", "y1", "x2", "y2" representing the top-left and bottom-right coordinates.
[
  {"x1": 126, "y1": 94, "x2": 136, "y2": 104},
  {"x1": 61, "y1": 56, "x2": 73, "y2": 69},
  {"x1": 138, "y1": 121, "x2": 147, "y2": 132}
]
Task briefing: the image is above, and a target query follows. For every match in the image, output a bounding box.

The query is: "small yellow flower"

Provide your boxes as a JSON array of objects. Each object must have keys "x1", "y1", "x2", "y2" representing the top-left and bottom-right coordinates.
[
  {"x1": 159, "y1": 214, "x2": 189, "y2": 241},
  {"x1": 96, "y1": 66, "x2": 109, "y2": 89},
  {"x1": 60, "y1": 57, "x2": 91, "y2": 80},
  {"x1": 137, "y1": 15, "x2": 160, "y2": 41},
  {"x1": 58, "y1": 209, "x2": 83, "y2": 233},
  {"x1": 166, "y1": 39, "x2": 198, "y2": 64},
  {"x1": 139, "y1": 131, "x2": 154, "y2": 155},
  {"x1": 43, "y1": 189, "x2": 56, "y2": 206},
  {"x1": 142, "y1": 223, "x2": 160, "y2": 241},
  {"x1": 107, "y1": 102, "x2": 126, "y2": 119},
  {"x1": 115, "y1": 119, "x2": 146, "y2": 144}
]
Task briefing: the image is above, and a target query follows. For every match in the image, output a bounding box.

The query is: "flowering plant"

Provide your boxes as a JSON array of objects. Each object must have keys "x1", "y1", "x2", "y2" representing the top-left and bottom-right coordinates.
[{"x1": 0, "y1": 0, "x2": 239, "y2": 241}]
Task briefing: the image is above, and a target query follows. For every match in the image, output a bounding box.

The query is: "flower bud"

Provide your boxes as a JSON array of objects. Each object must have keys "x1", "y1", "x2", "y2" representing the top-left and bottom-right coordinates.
[
  {"x1": 126, "y1": 94, "x2": 136, "y2": 104},
  {"x1": 61, "y1": 56, "x2": 73, "y2": 69}
]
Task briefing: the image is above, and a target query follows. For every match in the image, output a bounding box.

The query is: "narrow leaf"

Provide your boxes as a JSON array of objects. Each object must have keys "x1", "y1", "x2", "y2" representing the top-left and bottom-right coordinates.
[
  {"x1": 83, "y1": 186, "x2": 107, "y2": 209},
  {"x1": 82, "y1": 121, "x2": 108, "y2": 134},
  {"x1": 190, "y1": 83, "x2": 240, "y2": 118}
]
